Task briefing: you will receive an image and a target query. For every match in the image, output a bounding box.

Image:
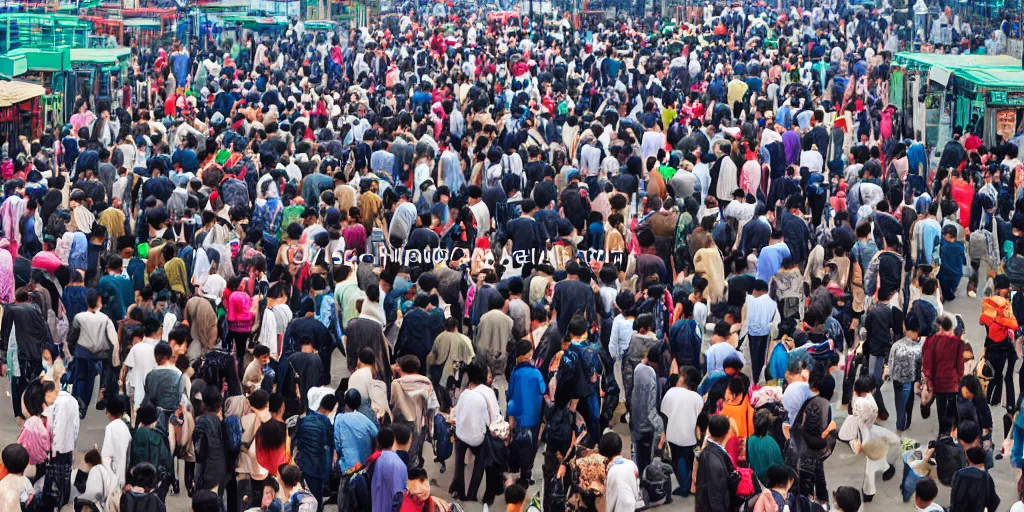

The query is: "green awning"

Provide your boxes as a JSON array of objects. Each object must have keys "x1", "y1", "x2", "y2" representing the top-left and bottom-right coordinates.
[
  {"x1": 70, "y1": 47, "x2": 130, "y2": 65},
  {"x1": 952, "y1": 67, "x2": 1024, "y2": 91},
  {"x1": 893, "y1": 52, "x2": 1021, "y2": 71}
]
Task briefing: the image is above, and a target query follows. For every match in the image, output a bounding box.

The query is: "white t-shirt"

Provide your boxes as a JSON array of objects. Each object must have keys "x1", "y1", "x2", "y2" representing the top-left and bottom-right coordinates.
[
  {"x1": 454, "y1": 385, "x2": 500, "y2": 447},
  {"x1": 661, "y1": 387, "x2": 703, "y2": 447},
  {"x1": 102, "y1": 419, "x2": 132, "y2": 487},
  {"x1": 124, "y1": 339, "x2": 159, "y2": 406}
]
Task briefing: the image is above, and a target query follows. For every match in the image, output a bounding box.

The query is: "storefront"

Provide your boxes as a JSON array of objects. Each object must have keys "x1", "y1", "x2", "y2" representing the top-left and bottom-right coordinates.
[{"x1": 890, "y1": 52, "x2": 1024, "y2": 149}]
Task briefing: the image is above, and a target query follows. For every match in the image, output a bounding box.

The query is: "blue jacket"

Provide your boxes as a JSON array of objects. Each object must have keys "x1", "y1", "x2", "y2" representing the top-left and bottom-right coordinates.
[
  {"x1": 506, "y1": 362, "x2": 546, "y2": 428},
  {"x1": 294, "y1": 411, "x2": 335, "y2": 480}
]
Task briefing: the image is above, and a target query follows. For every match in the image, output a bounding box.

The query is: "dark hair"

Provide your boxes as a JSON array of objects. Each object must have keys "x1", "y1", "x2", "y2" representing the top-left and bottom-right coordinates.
[
  {"x1": 359, "y1": 347, "x2": 376, "y2": 365},
  {"x1": 764, "y1": 464, "x2": 796, "y2": 489},
  {"x1": 753, "y1": 408, "x2": 774, "y2": 437},
  {"x1": 154, "y1": 342, "x2": 173, "y2": 364},
  {"x1": 319, "y1": 394, "x2": 338, "y2": 413},
  {"x1": 106, "y1": 394, "x2": 127, "y2": 417},
  {"x1": 960, "y1": 375, "x2": 984, "y2": 398},
  {"x1": 854, "y1": 375, "x2": 875, "y2": 395},
  {"x1": 466, "y1": 360, "x2": 488, "y2": 385},
  {"x1": 377, "y1": 427, "x2": 395, "y2": 450},
  {"x1": 248, "y1": 389, "x2": 270, "y2": 410},
  {"x1": 915, "y1": 478, "x2": 939, "y2": 502},
  {"x1": 598, "y1": 432, "x2": 623, "y2": 459},
  {"x1": 833, "y1": 486, "x2": 862, "y2": 512},
  {"x1": 398, "y1": 354, "x2": 421, "y2": 374},
  {"x1": 634, "y1": 313, "x2": 654, "y2": 332},
  {"x1": 129, "y1": 462, "x2": 159, "y2": 490},
  {"x1": 966, "y1": 446, "x2": 987, "y2": 465},
  {"x1": 85, "y1": 448, "x2": 103, "y2": 466},
  {"x1": 681, "y1": 366, "x2": 701, "y2": 389},
  {"x1": 392, "y1": 422, "x2": 412, "y2": 445},
  {"x1": 279, "y1": 464, "x2": 303, "y2": 487},
  {"x1": 708, "y1": 414, "x2": 731, "y2": 439},
  {"x1": 1, "y1": 444, "x2": 29, "y2": 474},
  {"x1": 202, "y1": 387, "x2": 223, "y2": 412},
  {"x1": 505, "y1": 484, "x2": 528, "y2": 505},
  {"x1": 958, "y1": 420, "x2": 980, "y2": 444}
]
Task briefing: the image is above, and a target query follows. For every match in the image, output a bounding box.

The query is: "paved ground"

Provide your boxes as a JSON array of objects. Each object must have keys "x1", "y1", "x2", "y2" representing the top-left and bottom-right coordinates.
[{"x1": 4, "y1": 275, "x2": 1017, "y2": 512}]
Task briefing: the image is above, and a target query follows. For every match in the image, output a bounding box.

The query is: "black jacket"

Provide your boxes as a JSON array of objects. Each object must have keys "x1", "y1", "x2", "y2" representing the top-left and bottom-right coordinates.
[
  {"x1": 193, "y1": 413, "x2": 230, "y2": 491},
  {"x1": 949, "y1": 466, "x2": 999, "y2": 512},
  {"x1": 695, "y1": 442, "x2": 738, "y2": 512}
]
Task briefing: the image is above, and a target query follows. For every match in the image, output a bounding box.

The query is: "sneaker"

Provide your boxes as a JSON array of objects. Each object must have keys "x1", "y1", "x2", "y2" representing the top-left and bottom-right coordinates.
[{"x1": 968, "y1": 290, "x2": 977, "y2": 298}]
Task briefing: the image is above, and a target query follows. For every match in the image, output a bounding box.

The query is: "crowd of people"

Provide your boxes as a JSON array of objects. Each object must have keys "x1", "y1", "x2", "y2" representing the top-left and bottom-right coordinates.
[{"x1": 1, "y1": 0, "x2": 1024, "y2": 512}]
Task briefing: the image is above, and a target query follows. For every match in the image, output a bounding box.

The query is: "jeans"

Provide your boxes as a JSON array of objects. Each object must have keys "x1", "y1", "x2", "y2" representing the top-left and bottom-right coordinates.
[
  {"x1": 868, "y1": 354, "x2": 890, "y2": 417},
  {"x1": 580, "y1": 393, "x2": 601, "y2": 448},
  {"x1": 513, "y1": 425, "x2": 540, "y2": 485},
  {"x1": 986, "y1": 345, "x2": 1017, "y2": 409},
  {"x1": 72, "y1": 357, "x2": 102, "y2": 419},
  {"x1": 305, "y1": 476, "x2": 325, "y2": 512},
  {"x1": 798, "y1": 456, "x2": 828, "y2": 502},
  {"x1": 936, "y1": 392, "x2": 959, "y2": 435},
  {"x1": 633, "y1": 431, "x2": 655, "y2": 477},
  {"x1": 749, "y1": 334, "x2": 770, "y2": 384},
  {"x1": 669, "y1": 443, "x2": 695, "y2": 496},
  {"x1": 893, "y1": 380, "x2": 916, "y2": 431}
]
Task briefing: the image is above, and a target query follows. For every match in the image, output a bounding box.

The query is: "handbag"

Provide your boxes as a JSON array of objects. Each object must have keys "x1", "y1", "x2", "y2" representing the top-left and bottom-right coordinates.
[{"x1": 920, "y1": 381, "x2": 934, "y2": 419}]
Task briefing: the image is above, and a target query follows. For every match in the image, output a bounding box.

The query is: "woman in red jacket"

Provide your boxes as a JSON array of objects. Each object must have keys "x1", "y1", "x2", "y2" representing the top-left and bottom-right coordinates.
[{"x1": 922, "y1": 315, "x2": 966, "y2": 435}]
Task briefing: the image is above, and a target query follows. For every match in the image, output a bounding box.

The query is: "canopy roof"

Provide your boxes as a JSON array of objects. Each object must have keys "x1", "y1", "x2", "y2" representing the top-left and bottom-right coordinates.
[
  {"x1": 894, "y1": 52, "x2": 1024, "y2": 91},
  {"x1": 70, "y1": 47, "x2": 130, "y2": 65},
  {"x1": 0, "y1": 80, "x2": 44, "y2": 107}
]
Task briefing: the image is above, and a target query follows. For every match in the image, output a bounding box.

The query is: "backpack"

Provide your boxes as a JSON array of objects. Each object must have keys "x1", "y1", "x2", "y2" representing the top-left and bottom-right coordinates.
[
  {"x1": 934, "y1": 435, "x2": 964, "y2": 486},
  {"x1": 734, "y1": 467, "x2": 758, "y2": 499},
  {"x1": 120, "y1": 491, "x2": 166, "y2": 512},
  {"x1": 543, "y1": 402, "x2": 575, "y2": 448},
  {"x1": 639, "y1": 458, "x2": 674, "y2": 508},
  {"x1": 129, "y1": 427, "x2": 173, "y2": 474},
  {"x1": 1006, "y1": 254, "x2": 1024, "y2": 289},
  {"x1": 285, "y1": 490, "x2": 318, "y2": 512},
  {"x1": 431, "y1": 413, "x2": 453, "y2": 464},
  {"x1": 219, "y1": 177, "x2": 250, "y2": 210},
  {"x1": 224, "y1": 415, "x2": 244, "y2": 456}
]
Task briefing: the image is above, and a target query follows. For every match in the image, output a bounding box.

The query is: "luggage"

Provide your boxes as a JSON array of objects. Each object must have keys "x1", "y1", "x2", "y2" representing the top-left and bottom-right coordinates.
[{"x1": 639, "y1": 458, "x2": 674, "y2": 508}]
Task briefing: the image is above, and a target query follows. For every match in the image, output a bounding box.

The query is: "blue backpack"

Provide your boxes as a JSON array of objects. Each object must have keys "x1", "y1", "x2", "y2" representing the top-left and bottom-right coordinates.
[
  {"x1": 432, "y1": 413, "x2": 453, "y2": 464},
  {"x1": 223, "y1": 415, "x2": 243, "y2": 457}
]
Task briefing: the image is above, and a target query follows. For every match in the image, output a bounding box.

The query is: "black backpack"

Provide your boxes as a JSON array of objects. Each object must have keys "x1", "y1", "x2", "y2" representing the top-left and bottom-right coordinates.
[
  {"x1": 1006, "y1": 254, "x2": 1024, "y2": 288},
  {"x1": 934, "y1": 435, "x2": 965, "y2": 486}
]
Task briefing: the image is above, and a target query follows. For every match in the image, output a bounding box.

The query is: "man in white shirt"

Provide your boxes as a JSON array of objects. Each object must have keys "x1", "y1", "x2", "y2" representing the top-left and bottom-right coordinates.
[
  {"x1": 467, "y1": 185, "x2": 491, "y2": 237},
  {"x1": 451, "y1": 361, "x2": 501, "y2": 501},
  {"x1": 43, "y1": 380, "x2": 81, "y2": 508},
  {"x1": 579, "y1": 134, "x2": 604, "y2": 178},
  {"x1": 660, "y1": 366, "x2": 704, "y2": 498},
  {"x1": 745, "y1": 280, "x2": 780, "y2": 384},
  {"x1": 101, "y1": 396, "x2": 131, "y2": 487},
  {"x1": 120, "y1": 318, "x2": 162, "y2": 410}
]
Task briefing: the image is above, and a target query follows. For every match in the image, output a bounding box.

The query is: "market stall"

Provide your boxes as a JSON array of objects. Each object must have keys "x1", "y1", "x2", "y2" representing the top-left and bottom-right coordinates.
[
  {"x1": 0, "y1": 80, "x2": 46, "y2": 141},
  {"x1": 69, "y1": 46, "x2": 129, "y2": 110},
  {"x1": 890, "y1": 52, "x2": 1024, "y2": 148}
]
